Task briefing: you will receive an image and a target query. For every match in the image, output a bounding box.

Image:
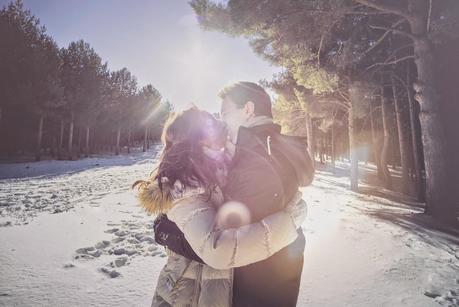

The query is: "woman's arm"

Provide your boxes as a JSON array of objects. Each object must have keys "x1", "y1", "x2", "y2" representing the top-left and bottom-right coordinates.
[
  {"x1": 167, "y1": 192, "x2": 306, "y2": 270},
  {"x1": 153, "y1": 214, "x2": 204, "y2": 263}
]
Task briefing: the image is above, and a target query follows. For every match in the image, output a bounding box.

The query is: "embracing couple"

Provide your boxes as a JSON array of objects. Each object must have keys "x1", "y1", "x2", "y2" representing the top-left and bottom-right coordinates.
[{"x1": 134, "y1": 81, "x2": 314, "y2": 307}]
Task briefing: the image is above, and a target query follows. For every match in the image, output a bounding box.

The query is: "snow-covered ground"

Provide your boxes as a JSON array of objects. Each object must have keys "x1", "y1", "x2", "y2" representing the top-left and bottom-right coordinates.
[{"x1": 0, "y1": 148, "x2": 458, "y2": 307}]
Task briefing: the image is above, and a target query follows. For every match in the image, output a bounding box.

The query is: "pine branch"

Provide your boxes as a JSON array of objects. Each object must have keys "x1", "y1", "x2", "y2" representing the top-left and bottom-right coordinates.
[
  {"x1": 278, "y1": 7, "x2": 397, "y2": 21},
  {"x1": 344, "y1": 10, "x2": 397, "y2": 16},
  {"x1": 317, "y1": 34, "x2": 324, "y2": 69},
  {"x1": 390, "y1": 72, "x2": 407, "y2": 88},
  {"x1": 352, "y1": 0, "x2": 412, "y2": 20},
  {"x1": 360, "y1": 19, "x2": 406, "y2": 58},
  {"x1": 366, "y1": 55, "x2": 415, "y2": 71},
  {"x1": 369, "y1": 25, "x2": 418, "y2": 41},
  {"x1": 383, "y1": 43, "x2": 414, "y2": 63},
  {"x1": 319, "y1": 100, "x2": 351, "y2": 111},
  {"x1": 337, "y1": 87, "x2": 351, "y2": 104},
  {"x1": 427, "y1": 0, "x2": 433, "y2": 32}
]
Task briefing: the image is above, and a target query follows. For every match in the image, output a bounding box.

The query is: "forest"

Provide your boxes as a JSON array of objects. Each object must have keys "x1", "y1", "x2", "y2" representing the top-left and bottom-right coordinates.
[{"x1": 0, "y1": 0, "x2": 172, "y2": 162}]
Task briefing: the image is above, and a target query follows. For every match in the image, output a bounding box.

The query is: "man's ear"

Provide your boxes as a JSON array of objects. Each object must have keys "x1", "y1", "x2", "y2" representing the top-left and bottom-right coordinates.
[{"x1": 244, "y1": 101, "x2": 255, "y2": 117}]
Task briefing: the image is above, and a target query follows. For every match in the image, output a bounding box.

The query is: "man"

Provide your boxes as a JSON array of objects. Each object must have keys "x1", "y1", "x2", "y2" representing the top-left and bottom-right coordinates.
[{"x1": 155, "y1": 81, "x2": 314, "y2": 306}]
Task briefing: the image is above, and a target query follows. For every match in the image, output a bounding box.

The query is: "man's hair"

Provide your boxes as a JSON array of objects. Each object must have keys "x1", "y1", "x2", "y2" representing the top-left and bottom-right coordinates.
[{"x1": 218, "y1": 81, "x2": 273, "y2": 118}]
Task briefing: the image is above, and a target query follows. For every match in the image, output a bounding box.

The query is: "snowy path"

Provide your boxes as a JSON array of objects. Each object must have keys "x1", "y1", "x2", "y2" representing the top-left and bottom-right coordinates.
[
  {"x1": 0, "y1": 149, "x2": 458, "y2": 306},
  {"x1": 298, "y1": 169, "x2": 459, "y2": 306}
]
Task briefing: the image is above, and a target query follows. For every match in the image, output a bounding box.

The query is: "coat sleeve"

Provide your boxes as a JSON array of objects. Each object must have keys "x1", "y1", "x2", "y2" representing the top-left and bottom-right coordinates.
[
  {"x1": 153, "y1": 214, "x2": 204, "y2": 263},
  {"x1": 167, "y1": 192, "x2": 305, "y2": 270}
]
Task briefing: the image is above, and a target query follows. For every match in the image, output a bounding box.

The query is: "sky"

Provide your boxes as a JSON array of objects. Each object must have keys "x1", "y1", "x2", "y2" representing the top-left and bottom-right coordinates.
[{"x1": 1, "y1": 0, "x2": 280, "y2": 113}]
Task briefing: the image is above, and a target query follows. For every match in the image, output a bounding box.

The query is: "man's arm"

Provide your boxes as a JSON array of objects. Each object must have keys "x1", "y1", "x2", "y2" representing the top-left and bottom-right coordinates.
[{"x1": 223, "y1": 159, "x2": 285, "y2": 222}]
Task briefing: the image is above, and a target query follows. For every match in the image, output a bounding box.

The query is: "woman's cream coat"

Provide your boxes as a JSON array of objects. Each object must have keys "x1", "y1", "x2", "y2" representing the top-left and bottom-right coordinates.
[{"x1": 137, "y1": 180, "x2": 307, "y2": 307}]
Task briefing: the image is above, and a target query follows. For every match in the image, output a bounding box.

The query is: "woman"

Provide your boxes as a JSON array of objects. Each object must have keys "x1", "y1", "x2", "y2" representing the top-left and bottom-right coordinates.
[{"x1": 133, "y1": 107, "x2": 306, "y2": 307}]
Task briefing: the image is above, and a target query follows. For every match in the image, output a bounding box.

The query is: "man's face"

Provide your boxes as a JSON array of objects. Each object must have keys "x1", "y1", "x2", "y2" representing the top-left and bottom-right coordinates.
[{"x1": 220, "y1": 97, "x2": 250, "y2": 140}]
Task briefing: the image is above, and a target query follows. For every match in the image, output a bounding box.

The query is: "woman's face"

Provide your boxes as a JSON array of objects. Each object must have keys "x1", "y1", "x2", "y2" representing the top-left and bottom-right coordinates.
[
  {"x1": 162, "y1": 108, "x2": 229, "y2": 186},
  {"x1": 164, "y1": 109, "x2": 227, "y2": 150},
  {"x1": 200, "y1": 113, "x2": 228, "y2": 186},
  {"x1": 200, "y1": 113, "x2": 227, "y2": 150}
]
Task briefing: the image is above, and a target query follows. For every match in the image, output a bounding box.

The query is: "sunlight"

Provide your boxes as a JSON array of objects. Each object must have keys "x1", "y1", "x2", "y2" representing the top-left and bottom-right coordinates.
[
  {"x1": 140, "y1": 103, "x2": 161, "y2": 126},
  {"x1": 177, "y1": 44, "x2": 213, "y2": 78},
  {"x1": 172, "y1": 36, "x2": 220, "y2": 108},
  {"x1": 301, "y1": 185, "x2": 344, "y2": 244}
]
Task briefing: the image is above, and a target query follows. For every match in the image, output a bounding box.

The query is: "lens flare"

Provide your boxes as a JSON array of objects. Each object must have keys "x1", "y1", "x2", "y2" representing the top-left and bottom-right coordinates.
[{"x1": 216, "y1": 201, "x2": 251, "y2": 229}]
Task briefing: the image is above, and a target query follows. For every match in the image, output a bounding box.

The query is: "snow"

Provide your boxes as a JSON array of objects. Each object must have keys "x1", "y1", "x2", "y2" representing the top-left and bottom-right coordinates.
[
  {"x1": 299, "y1": 167, "x2": 459, "y2": 306},
  {"x1": 0, "y1": 146, "x2": 162, "y2": 225},
  {"x1": 0, "y1": 148, "x2": 458, "y2": 307}
]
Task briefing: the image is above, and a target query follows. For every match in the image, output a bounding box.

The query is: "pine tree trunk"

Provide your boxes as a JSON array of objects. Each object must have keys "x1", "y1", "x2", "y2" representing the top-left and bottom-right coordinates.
[
  {"x1": 68, "y1": 118, "x2": 74, "y2": 160},
  {"x1": 127, "y1": 130, "x2": 131, "y2": 154},
  {"x1": 147, "y1": 128, "x2": 150, "y2": 150},
  {"x1": 51, "y1": 136, "x2": 57, "y2": 158},
  {"x1": 319, "y1": 137, "x2": 324, "y2": 164},
  {"x1": 369, "y1": 101, "x2": 383, "y2": 179},
  {"x1": 337, "y1": 139, "x2": 343, "y2": 162},
  {"x1": 305, "y1": 114, "x2": 315, "y2": 161},
  {"x1": 391, "y1": 135, "x2": 397, "y2": 171},
  {"x1": 392, "y1": 76, "x2": 410, "y2": 194},
  {"x1": 35, "y1": 114, "x2": 44, "y2": 161},
  {"x1": 85, "y1": 127, "x2": 90, "y2": 158},
  {"x1": 58, "y1": 119, "x2": 64, "y2": 160},
  {"x1": 143, "y1": 127, "x2": 148, "y2": 152},
  {"x1": 380, "y1": 88, "x2": 393, "y2": 190},
  {"x1": 408, "y1": 2, "x2": 450, "y2": 219},
  {"x1": 348, "y1": 107, "x2": 358, "y2": 192},
  {"x1": 406, "y1": 66, "x2": 425, "y2": 202},
  {"x1": 331, "y1": 124, "x2": 336, "y2": 168},
  {"x1": 77, "y1": 127, "x2": 82, "y2": 159},
  {"x1": 116, "y1": 127, "x2": 121, "y2": 155}
]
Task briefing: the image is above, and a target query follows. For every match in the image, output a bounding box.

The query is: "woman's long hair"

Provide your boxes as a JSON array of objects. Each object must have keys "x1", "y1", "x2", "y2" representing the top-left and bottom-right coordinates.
[{"x1": 133, "y1": 107, "x2": 227, "y2": 213}]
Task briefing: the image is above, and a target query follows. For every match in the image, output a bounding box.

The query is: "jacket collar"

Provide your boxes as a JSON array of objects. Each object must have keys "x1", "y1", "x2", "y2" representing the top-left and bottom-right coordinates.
[
  {"x1": 241, "y1": 115, "x2": 274, "y2": 129},
  {"x1": 236, "y1": 123, "x2": 282, "y2": 150}
]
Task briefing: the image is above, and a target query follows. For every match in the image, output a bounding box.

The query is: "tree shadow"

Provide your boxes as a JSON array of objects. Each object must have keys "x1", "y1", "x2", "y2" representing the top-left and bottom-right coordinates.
[
  {"x1": 309, "y1": 161, "x2": 459, "y2": 252},
  {"x1": 313, "y1": 176, "x2": 351, "y2": 191},
  {"x1": 314, "y1": 163, "x2": 351, "y2": 179},
  {"x1": 345, "y1": 191, "x2": 459, "y2": 251},
  {"x1": 367, "y1": 209, "x2": 459, "y2": 249},
  {"x1": 357, "y1": 185, "x2": 425, "y2": 210}
]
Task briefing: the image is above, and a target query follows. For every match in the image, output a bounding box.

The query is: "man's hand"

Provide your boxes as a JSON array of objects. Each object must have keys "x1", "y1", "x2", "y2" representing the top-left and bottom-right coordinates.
[{"x1": 284, "y1": 191, "x2": 307, "y2": 229}]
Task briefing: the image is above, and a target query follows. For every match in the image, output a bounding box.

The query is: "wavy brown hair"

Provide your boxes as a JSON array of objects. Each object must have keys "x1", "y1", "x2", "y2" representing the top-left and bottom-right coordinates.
[{"x1": 133, "y1": 107, "x2": 227, "y2": 212}]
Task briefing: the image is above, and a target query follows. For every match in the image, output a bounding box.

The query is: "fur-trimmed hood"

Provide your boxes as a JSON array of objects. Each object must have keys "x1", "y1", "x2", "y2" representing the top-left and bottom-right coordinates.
[{"x1": 135, "y1": 178, "x2": 204, "y2": 215}]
